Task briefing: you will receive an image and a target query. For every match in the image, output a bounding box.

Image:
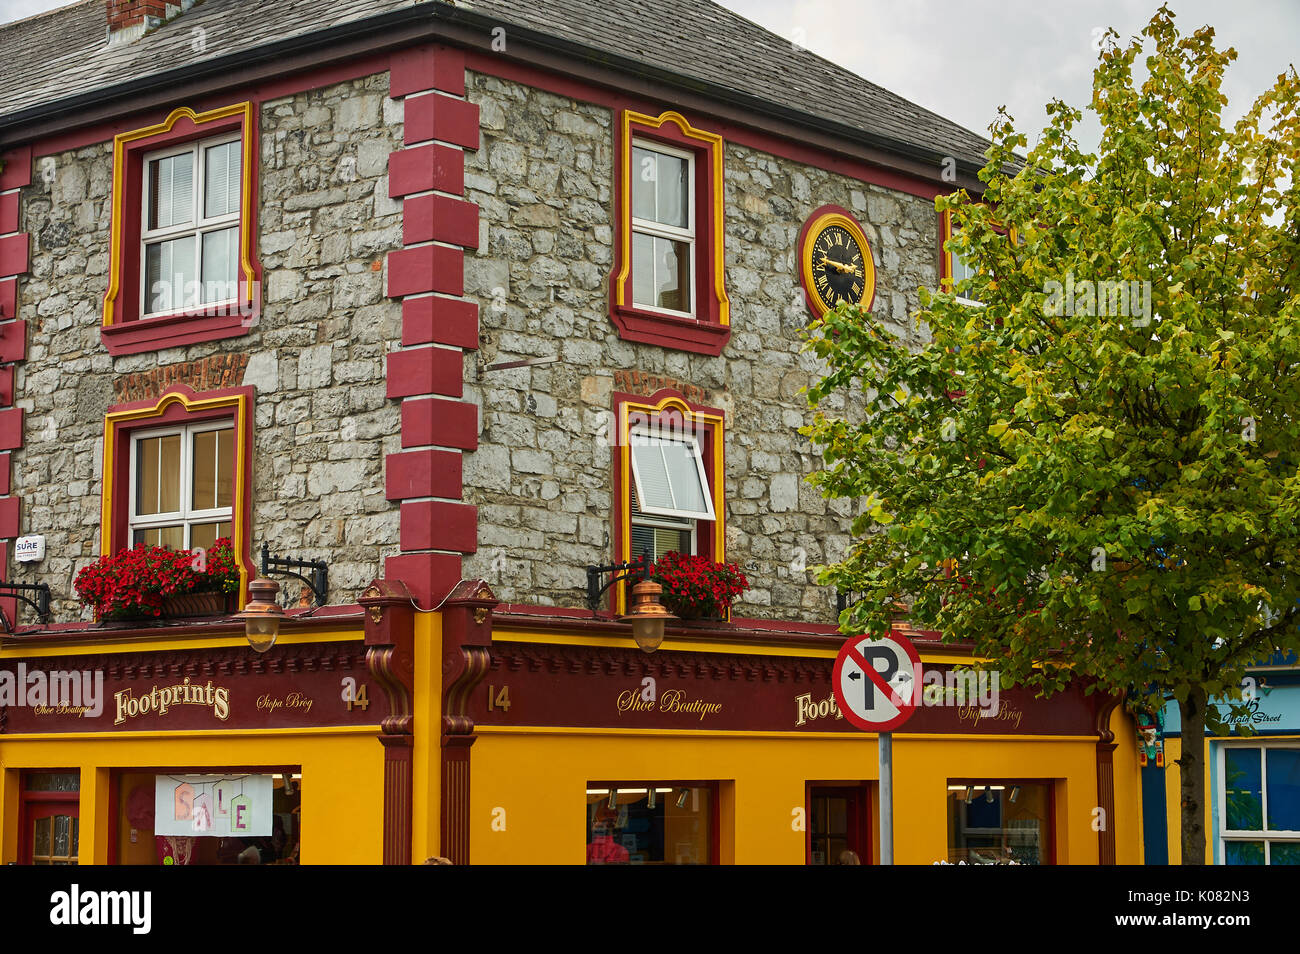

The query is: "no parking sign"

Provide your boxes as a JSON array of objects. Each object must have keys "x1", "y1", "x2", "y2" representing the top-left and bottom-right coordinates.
[{"x1": 832, "y1": 633, "x2": 921, "y2": 732}]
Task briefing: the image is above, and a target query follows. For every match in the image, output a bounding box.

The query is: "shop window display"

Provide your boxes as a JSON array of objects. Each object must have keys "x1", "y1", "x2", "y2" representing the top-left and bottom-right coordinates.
[
  {"x1": 585, "y1": 784, "x2": 713, "y2": 864},
  {"x1": 116, "y1": 771, "x2": 301, "y2": 865},
  {"x1": 947, "y1": 781, "x2": 1052, "y2": 864}
]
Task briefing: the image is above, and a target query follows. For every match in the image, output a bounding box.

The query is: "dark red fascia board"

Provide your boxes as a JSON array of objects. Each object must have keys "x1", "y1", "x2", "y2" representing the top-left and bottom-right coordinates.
[{"x1": 0, "y1": 4, "x2": 988, "y2": 197}]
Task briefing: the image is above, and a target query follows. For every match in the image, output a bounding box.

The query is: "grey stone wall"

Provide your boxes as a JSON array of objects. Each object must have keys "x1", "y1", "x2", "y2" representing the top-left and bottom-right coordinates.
[
  {"x1": 459, "y1": 71, "x2": 937, "y2": 622},
  {"x1": 12, "y1": 72, "x2": 404, "y2": 620}
]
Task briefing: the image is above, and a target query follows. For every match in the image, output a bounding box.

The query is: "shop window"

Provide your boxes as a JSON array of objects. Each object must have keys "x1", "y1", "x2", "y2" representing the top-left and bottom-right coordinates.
[
  {"x1": 610, "y1": 110, "x2": 729, "y2": 355},
  {"x1": 103, "y1": 387, "x2": 255, "y2": 602},
  {"x1": 103, "y1": 103, "x2": 261, "y2": 355},
  {"x1": 612, "y1": 391, "x2": 725, "y2": 613},
  {"x1": 947, "y1": 780, "x2": 1052, "y2": 864},
  {"x1": 19, "y1": 771, "x2": 80, "y2": 865},
  {"x1": 1220, "y1": 744, "x2": 1300, "y2": 865},
  {"x1": 585, "y1": 783, "x2": 715, "y2": 865},
  {"x1": 115, "y1": 771, "x2": 301, "y2": 865},
  {"x1": 807, "y1": 785, "x2": 869, "y2": 865}
]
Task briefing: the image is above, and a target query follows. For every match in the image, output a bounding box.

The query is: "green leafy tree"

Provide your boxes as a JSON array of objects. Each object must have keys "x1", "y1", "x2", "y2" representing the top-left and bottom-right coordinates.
[{"x1": 803, "y1": 6, "x2": 1300, "y2": 865}]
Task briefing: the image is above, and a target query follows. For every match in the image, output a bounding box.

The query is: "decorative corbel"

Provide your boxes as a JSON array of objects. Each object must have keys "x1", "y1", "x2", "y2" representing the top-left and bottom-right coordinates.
[
  {"x1": 359, "y1": 579, "x2": 416, "y2": 735},
  {"x1": 441, "y1": 579, "x2": 498, "y2": 738}
]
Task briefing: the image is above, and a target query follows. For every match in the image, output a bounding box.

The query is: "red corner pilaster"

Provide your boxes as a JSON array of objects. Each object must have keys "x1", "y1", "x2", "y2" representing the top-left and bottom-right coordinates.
[
  {"x1": 386, "y1": 52, "x2": 481, "y2": 619},
  {"x1": 0, "y1": 408, "x2": 23, "y2": 450},
  {"x1": 401, "y1": 296, "x2": 479, "y2": 350},
  {"x1": 386, "y1": 346, "x2": 463, "y2": 399},
  {"x1": 400, "y1": 500, "x2": 477, "y2": 553},
  {"x1": 390, "y1": 44, "x2": 466, "y2": 98},
  {"x1": 439, "y1": 579, "x2": 497, "y2": 865},
  {"x1": 400, "y1": 397, "x2": 478, "y2": 450},
  {"x1": 360, "y1": 579, "x2": 417, "y2": 865}
]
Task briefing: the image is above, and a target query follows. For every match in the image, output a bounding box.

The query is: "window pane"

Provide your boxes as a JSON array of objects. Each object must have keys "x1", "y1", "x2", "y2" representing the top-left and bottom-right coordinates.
[
  {"x1": 632, "y1": 230, "x2": 655, "y2": 308},
  {"x1": 189, "y1": 522, "x2": 231, "y2": 552},
  {"x1": 1225, "y1": 841, "x2": 1265, "y2": 865},
  {"x1": 631, "y1": 439, "x2": 674, "y2": 511},
  {"x1": 201, "y1": 227, "x2": 238, "y2": 303},
  {"x1": 586, "y1": 785, "x2": 711, "y2": 865},
  {"x1": 1271, "y1": 842, "x2": 1300, "y2": 865},
  {"x1": 136, "y1": 434, "x2": 181, "y2": 515},
  {"x1": 25, "y1": 773, "x2": 79, "y2": 792},
  {"x1": 204, "y1": 141, "x2": 241, "y2": 218},
  {"x1": 133, "y1": 526, "x2": 185, "y2": 551},
  {"x1": 191, "y1": 429, "x2": 231, "y2": 511},
  {"x1": 148, "y1": 152, "x2": 194, "y2": 230},
  {"x1": 1266, "y1": 749, "x2": 1300, "y2": 831},
  {"x1": 1225, "y1": 748, "x2": 1264, "y2": 831},
  {"x1": 632, "y1": 146, "x2": 657, "y2": 221},
  {"x1": 660, "y1": 439, "x2": 707, "y2": 514},
  {"x1": 54, "y1": 816, "x2": 70, "y2": 857},
  {"x1": 655, "y1": 152, "x2": 688, "y2": 228},
  {"x1": 948, "y1": 782, "x2": 1050, "y2": 865},
  {"x1": 34, "y1": 818, "x2": 49, "y2": 857},
  {"x1": 654, "y1": 236, "x2": 690, "y2": 312},
  {"x1": 145, "y1": 236, "x2": 196, "y2": 313}
]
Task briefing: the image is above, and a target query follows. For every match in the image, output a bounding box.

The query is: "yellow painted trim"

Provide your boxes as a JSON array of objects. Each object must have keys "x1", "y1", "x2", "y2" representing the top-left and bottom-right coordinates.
[
  {"x1": 0, "y1": 726, "x2": 380, "y2": 742},
  {"x1": 475, "y1": 725, "x2": 1100, "y2": 743},
  {"x1": 0, "y1": 627, "x2": 362, "y2": 659},
  {"x1": 613, "y1": 109, "x2": 728, "y2": 325},
  {"x1": 940, "y1": 208, "x2": 954, "y2": 291},
  {"x1": 493, "y1": 629, "x2": 987, "y2": 666},
  {"x1": 615, "y1": 392, "x2": 726, "y2": 614},
  {"x1": 99, "y1": 389, "x2": 253, "y2": 604},
  {"x1": 800, "y1": 210, "x2": 876, "y2": 317},
  {"x1": 103, "y1": 102, "x2": 257, "y2": 327}
]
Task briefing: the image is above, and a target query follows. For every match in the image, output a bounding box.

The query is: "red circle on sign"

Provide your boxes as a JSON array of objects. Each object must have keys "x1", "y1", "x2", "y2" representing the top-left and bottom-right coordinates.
[{"x1": 832, "y1": 633, "x2": 922, "y2": 733}]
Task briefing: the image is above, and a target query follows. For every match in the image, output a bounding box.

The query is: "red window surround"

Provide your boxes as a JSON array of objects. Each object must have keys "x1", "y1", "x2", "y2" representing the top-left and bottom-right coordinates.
[
  {"x1": 610, "y1": 388, "x2": 726, "y2": 614},
  {"x1": 101, "y1": 103, "x2": 262, "y2": 356},
  {"x1": 609, "y1": 110, "x2": 729, "y2": 356},
  {"x1": 101, "y1": 385, "x2": 256, "y2": 604}
]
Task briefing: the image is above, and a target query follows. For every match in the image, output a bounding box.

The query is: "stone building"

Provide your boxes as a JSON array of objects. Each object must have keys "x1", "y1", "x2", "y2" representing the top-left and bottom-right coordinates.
[{"x1": 0, "y1": 0, "x2": 1144, "y2": 866}]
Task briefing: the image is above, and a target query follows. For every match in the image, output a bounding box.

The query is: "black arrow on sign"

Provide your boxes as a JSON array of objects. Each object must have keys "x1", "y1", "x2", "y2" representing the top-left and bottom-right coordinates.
[{"x1": 847, "y1": 671, "x2": 861, "y2": 681}]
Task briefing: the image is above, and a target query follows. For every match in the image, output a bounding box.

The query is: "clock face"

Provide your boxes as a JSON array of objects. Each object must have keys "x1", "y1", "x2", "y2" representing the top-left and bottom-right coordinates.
[{"x1": 809, "y1": 224, "x2": 869, "y2": 311}]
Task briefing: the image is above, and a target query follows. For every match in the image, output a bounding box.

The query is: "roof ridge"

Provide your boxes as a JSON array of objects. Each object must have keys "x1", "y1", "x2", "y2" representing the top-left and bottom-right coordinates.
[{"x1": 0, "y1": 0, "x2": 97, "y2": 31}]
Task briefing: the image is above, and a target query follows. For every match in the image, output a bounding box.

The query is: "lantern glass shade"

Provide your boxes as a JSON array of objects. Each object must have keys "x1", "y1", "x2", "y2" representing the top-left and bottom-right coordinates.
[
  {"x1": 245, "y1": 616, "x2": 279, "y2": 653},
  {"x1": 631, "y1": 616, "x2": 666, "y2": 653},
  {"x1": 237, "y1": 576, "x2": 286, "y2": 653},
  {"x1": 619, "y1": 578, "x2": 676, "y2": 654}
]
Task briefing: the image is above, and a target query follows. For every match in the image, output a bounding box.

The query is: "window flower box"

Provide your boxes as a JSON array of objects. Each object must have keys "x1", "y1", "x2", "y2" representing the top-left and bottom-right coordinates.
[
  {"x1": 650, "y1": 552, "x2": 748, "y2": 621},
  {"x1": 75, "y1": 537, "x2": 240, "y2": 623}
]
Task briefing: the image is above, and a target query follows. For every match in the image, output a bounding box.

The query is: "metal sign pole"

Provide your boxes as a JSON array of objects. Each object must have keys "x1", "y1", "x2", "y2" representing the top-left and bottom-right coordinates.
[{"x1": 879, "y1": 731, "x2": 893, "y2": 865}]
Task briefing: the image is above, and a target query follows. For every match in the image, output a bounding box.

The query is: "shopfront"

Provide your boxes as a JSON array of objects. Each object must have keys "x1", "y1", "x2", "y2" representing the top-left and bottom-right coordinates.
[
  {"x1": 1157, "y1": 662, "x2": 1300, "y2": 865},
  {"x1": 0, "y1": 616, "x2": 393, "y2": 865},
  {"x1": 457, "y1": 611, "x2": 1144, "y2": 865}
]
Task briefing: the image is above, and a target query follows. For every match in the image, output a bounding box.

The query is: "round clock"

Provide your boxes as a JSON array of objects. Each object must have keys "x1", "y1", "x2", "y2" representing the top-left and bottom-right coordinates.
[{"x1": 798, "y1": 205, "x2": 876, "y2": 318}]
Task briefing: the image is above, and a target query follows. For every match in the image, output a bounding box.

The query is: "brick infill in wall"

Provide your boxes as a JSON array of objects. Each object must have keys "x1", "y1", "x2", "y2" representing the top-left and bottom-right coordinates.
[
  {"x1": 0, "y1": 146, "x2": 31, "y2": 624},
  {"x1": 384, "y1": 45, "x2": 482, "y2": 608}
]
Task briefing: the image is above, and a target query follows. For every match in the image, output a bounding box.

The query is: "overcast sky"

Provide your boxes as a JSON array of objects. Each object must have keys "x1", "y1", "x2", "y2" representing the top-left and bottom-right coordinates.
[{"x1": 2, "y1": 0, "x2": 1296, "y2": 152}]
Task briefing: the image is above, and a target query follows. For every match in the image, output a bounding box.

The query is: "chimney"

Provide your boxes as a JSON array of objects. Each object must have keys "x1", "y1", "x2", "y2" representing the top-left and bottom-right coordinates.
[{"x1": 106, "y1": 0, "x2": 187, "y2": 45}]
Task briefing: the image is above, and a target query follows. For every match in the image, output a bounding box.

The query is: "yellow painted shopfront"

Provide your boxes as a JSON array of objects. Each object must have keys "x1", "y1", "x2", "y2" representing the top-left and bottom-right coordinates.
[
  {"x1": 0, "y1": 605, "x2": 430, "y2": 866},
  {"x1": 455, "y1": 610, "x2": 1145, "y2": 865}
]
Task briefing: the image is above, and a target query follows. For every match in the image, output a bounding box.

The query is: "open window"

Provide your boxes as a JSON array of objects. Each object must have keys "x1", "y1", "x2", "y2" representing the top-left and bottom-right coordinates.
[
  {"x1": 612, "y1": 390, "x2": 725, "y2": 613},
  {"x1": 628, "y1": 428, "x2": 715, "y2": 563}
]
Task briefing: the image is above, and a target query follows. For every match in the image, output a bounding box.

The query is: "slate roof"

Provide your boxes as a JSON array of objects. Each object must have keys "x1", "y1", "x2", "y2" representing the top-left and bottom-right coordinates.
[{"x1": 0, "y1": 0, "x2": 993, "y2": 170}]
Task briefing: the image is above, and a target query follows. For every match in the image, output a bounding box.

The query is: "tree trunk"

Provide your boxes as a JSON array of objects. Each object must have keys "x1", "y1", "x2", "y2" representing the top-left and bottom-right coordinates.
[{"x1": 1178, "y1": 684, "x2": 1208, "y2": 864}]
